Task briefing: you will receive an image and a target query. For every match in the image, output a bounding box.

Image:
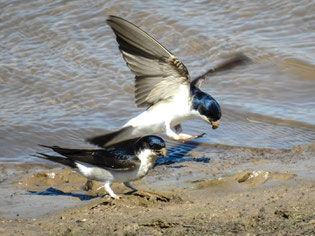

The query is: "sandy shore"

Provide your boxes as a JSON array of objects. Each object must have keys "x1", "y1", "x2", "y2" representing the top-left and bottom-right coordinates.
[{"x1": 1, "y1": 143, "x2": 314, "y2": 235}]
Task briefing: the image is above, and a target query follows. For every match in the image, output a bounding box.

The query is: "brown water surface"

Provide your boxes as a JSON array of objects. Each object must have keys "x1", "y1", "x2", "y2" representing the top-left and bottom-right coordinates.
[{"x1": 1, "y1": 0, "x2": 315, "y2": 163}]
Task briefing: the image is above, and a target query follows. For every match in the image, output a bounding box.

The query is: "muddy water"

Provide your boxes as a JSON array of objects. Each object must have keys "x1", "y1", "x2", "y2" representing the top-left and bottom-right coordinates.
[{"x1": 1, "y1": 0, "x2": 315, "y2": 163}]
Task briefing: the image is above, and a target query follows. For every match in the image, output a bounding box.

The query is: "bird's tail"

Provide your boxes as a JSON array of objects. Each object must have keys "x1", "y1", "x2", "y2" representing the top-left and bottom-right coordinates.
[
  {"x1": 34, "y1": 153, "x2": 76, "y2": 168},
  {"x1": 86, "y1": 126, "x2": 136, "y2": 148},
  {"x1": 39, "y1": 145, "x2": 92, "y2": 156},
  {"x1": 38, "y1": 145, "x2": 101, "y2": 162}
]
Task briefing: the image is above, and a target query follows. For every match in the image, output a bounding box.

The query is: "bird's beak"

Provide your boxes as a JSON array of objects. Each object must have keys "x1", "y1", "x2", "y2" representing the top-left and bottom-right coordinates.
[
  {"x1": 160, "y1": 148, "x2": 167, "y2": 158},
  {"x1": 210, "y1": 120, "x2": 220, "y2": 129}
]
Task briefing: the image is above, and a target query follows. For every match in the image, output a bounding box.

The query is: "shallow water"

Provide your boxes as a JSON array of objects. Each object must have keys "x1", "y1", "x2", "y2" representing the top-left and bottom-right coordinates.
[{"x1": 1, "y1": 0, "x2": 315, "y2": 164}]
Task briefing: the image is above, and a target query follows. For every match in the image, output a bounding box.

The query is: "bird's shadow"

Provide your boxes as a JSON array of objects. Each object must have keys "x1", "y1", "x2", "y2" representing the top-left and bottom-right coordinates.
[
  {"x1": 154, "y1": 141, "x2": 210, "y2": 168},
  {"x1": 27, "y1": 187, "x2": 99, "y2": 201}
]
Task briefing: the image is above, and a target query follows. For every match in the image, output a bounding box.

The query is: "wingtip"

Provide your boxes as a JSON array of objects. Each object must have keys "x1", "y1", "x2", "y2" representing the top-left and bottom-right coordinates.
[
  {"x1": 38, "y1": 144, "x2": 51, "y2": 148},
  {"x1": 32, "y1": 152, "x2": 49, "y2": 159},
  {"x1": 107, "y1": 15, "x2": 118, "y2": 19},
  {"x1": 231, "y1": 52, "x2": 252, "y2": 64},
  {"x1": 215, "y1": 52, "x2": 252, "y2": 71},
  {"x1": 192, "y1": 52, "x2": 253, "y2": 88},
  {"x1": 106, "y1": 15, "x2": 115, "y2": 22},
  {"x1": 38, "y1": 144, "x2": 62, "y2": 150},
  {"x1": 107, "y1": 15, "x2": 126, "y2": 24}
]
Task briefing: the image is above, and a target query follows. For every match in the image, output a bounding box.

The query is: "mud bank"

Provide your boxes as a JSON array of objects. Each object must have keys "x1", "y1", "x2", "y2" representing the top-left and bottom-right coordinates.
[{"x1": 0, "y1": 143, "x2": 314, "y2": 235}]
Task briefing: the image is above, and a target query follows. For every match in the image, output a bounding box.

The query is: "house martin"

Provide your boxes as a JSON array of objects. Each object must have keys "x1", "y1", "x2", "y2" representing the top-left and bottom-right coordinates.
[
  {"x1": 88, "y1": 16, "x2": 250, "y2": 148},
  {"x1": 35, "y1": 136, "x2": 167, "y2": 199}
]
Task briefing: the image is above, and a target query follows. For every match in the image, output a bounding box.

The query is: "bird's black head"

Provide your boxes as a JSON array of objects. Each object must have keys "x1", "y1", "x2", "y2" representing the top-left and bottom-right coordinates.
[
  {"x1": 135, "y1": 136, "x2": 167, "y2": 157},
  {"x1": 191, "y1": 87, "x2": 221, "y2": 129}
]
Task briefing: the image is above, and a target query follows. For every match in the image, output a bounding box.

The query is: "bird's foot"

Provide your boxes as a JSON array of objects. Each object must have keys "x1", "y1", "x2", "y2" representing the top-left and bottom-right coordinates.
[
  {"x1": 124, "y1": 182, "x2": 137, "y2": 191},
  {"x1": 104, "y1": 181, "x2": 120, "y2": 199},
  {"x1": 111, "y1": 194, "x2": 120, "y2": 200},
  {"x1": 176, "y1": 133, "x2": 206, "y2": 142},
  {"x1": 104, "y1": 193, "x2": 120, "y2": 200},
  {"x1": 193, "y1": 133, "x2": 206, "y2": 139}
]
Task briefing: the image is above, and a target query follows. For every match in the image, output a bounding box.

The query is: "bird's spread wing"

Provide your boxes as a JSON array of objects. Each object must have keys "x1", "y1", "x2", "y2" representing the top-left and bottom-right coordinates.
[
  {"x1": 191, "y1": 53, "x2": 251, "y2": 88},
  {"x1": 40, "y1": 145, "x2": 140, "y2": 171},
  {"x1": 107, "y1": 15, "x2": 191, "y2": 107}
]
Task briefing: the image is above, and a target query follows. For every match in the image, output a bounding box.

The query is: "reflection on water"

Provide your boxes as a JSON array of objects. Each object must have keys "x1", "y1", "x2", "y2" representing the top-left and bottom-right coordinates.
[{"x1": 1, "y1": 0, "x2": 315, "y2": 163}]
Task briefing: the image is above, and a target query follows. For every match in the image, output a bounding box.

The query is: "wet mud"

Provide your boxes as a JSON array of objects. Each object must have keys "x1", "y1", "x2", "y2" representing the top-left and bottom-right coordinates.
[{"x1": 1, "y1": 143, "x2": 314, "y2": 235}]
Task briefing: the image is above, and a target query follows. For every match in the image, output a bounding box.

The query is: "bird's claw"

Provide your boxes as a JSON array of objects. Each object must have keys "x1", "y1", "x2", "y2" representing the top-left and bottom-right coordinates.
[
  {"x1": 194, "y1": 133, "x2": 206, "y2": 139},
  {"x1": 177, "y1": 133, "x2": 206, "y2": 142},
  {"x1": 109, "y1": 194, "x2": 120, "y2": 200}
]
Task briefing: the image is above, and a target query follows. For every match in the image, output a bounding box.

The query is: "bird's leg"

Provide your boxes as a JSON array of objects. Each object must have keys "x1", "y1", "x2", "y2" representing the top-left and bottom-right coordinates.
[
  {"x1": 184, "y1": 132, "x2": 206, "y2": 139},
  {"x1": 166, "y1": 124, "x2": 182, "y2": 140},
  {"x1": 104, "y1": 181, "x2": 119, "y2": 199},
  {"x1": 177, "y1": 133, "x2": 205, "y2": 141},
  {"x1": 166, "y1": 124, "x2": 193, "y2": 141},
  {"x1": 169, "y1": 124, "x2": 205, "y2": 142},
  {"x1": 124, "y1": 182, "x2": 137, "y2": 191}
]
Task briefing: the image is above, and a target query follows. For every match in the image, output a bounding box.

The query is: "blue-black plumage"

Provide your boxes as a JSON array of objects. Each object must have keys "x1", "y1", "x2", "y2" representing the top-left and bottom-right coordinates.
[{"x1": 35, "y1": 135, "x2": 167, "y2": 199}]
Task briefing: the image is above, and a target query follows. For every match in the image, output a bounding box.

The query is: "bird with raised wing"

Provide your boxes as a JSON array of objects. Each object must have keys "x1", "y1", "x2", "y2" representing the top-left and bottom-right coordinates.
[
  {"x1": 88, "y1": 16, "x2": 250, "y2": 148},
  {"x1": 35, "y1": 136, "x2": 167, "y2": 199}
]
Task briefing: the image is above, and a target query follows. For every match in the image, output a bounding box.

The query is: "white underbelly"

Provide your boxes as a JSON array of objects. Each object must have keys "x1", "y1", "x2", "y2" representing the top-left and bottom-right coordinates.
[
  {"x1": 124, "y1": 99, "x2": 193, "y2": 132},
  {"x1": 75, "y1": 162, "x2": 148, "y2": 183}
]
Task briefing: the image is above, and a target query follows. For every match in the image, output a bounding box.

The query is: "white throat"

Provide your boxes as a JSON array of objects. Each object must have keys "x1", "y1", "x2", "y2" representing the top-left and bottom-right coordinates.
[{"x1": 136, "y1": 149, "x2": 157, "y2": 178}]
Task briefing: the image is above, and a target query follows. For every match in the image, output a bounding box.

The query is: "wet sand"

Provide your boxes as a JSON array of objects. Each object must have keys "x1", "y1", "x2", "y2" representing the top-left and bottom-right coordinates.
[{"x1": 1, "y1": 143, "x2": 314, "y2": 235}]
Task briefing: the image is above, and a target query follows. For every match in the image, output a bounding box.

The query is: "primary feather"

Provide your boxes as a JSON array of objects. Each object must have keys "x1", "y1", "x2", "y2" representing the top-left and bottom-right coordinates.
[{"x1": 107, "y1": 15, "x2": 190, "y2": 108}]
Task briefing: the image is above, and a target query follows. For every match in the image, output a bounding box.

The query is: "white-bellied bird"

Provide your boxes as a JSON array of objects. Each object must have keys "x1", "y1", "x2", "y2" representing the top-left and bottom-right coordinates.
[
  {"x1": 88, "y1": 16, "x2": 250, "y2": 148},
  {"x1": 35, "y1": 136, "x2": 167, "y2": 199}
]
